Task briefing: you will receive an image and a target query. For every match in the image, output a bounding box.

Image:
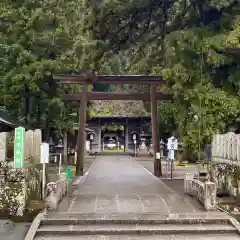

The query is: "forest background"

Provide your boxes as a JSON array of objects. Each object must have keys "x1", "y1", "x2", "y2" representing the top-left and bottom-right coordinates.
[{"x1": 0, "y1": 0, "x2": 239, "y2": 158}]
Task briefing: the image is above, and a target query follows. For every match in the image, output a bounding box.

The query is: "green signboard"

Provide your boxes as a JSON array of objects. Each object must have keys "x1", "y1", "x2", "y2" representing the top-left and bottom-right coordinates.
[{"x1": 14, "y1": 127, "x2": 24, "y2": 168}]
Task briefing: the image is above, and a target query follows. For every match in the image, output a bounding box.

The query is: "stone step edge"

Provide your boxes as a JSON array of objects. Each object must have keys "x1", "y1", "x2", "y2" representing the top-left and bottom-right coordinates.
[
  {"x1": 36, "y1": 226, "x2": 237, "y2": 236},
  {"x1": 40, "y1": 218, "x2": 230, "y2": 225},
  {"x1": 46, "y1": 211, "x2": 228, "y2": 218},
  {"x1": 33, "y1": 234, "x2": 240, "y2": 240}
]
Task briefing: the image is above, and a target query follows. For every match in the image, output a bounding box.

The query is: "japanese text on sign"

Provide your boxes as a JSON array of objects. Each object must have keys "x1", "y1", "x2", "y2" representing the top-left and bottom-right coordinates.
[{"x1": 14, "y1": 127, "x2": 25, "y2": 168}]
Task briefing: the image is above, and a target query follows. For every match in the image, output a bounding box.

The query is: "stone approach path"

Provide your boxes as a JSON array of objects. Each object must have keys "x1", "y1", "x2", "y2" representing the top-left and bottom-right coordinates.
[
  {"x1": 61, "y1": 155, "x2": 199, "y2": 214},
  {"x1": 31, "y1": 155, "x2": 240, "y2": 239}
]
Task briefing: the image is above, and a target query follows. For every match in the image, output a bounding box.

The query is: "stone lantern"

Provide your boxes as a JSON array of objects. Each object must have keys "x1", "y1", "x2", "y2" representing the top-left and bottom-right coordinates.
[
  {"x1": 130, "y1": 131, "x2": 138, "y2": 156},
  {"x1": 88, "y1": 131, "x2": 95, "y2": 153},
  {"x1": 56, "y1": 139, "x2": 63, "y2": 152},
  {"x1": 55, "y1": 139, "x2": 64, "y2": 163},
  {"x1": 48, "y1": 137, "x2": 54, "y2": 153},
  {"x1": 160, "y1": 139, "x2": 165, "y2": 158},
  {"x1": 139, "y1": 131, "x2": 148, "y2": 154}
]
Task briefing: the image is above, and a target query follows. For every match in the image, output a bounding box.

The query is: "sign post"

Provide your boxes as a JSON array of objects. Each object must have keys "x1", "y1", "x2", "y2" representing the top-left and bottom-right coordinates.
[
  {"x1": 14, "y1": 127, "x2": 25, "y2": 168},
  {"x1": 40, "y1": 143, "x2": 49, "y2": 201},
  {"x1": 59, "y1": 153, "x2": 62, "y2": 176},
  {"x1": 74, "y1": 151, "x2": 77, "y2": 165},
  {"x1": 134, "y1": 140, "x2": 137, "y2": 156},
  {"x1": 133, "y1": 133, "x2": 137, "y2": 157},
  {"x1": 167, "y1": 136, "x2": 178, "y2": 180}
]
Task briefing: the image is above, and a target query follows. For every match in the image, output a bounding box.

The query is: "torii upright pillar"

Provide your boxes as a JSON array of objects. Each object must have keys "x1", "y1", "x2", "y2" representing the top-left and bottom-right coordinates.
[
  {"x1": 151, "y1": 85, "x2": 162, "y2": 177},
  {"x1": 76, "y1": 83, "x2": 87, "y2": 176}
]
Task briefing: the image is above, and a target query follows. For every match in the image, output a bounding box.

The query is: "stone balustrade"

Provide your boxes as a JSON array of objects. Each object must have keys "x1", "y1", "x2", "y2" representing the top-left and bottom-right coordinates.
[
  {"x1": 212, "y1": 132, "x2": 240, "y2": 165},
  {"x1": 45, "y1": 173, "x2": 68, "y2": 210},
  {"x1": 211, "y1": 132, "x2": 240, "y2": 197},
  {"x1": 184, "y1": 173, "x2": 216, "y2": 211}
]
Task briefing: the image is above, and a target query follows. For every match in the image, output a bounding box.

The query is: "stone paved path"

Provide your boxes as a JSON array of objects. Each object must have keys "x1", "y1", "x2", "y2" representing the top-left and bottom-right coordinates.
[
  {"x1": 62, "y1": 155, "x2": 201, "y2": 214},
  {"x1": 30, "y1": 155, "x2": 240, "y2": 239},
  {"x1": 0, "y1": 220, "x2": 30, "y2": 240}
]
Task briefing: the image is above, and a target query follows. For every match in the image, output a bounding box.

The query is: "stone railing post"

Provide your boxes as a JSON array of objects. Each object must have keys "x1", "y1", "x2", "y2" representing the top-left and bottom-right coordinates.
[
  {"x1": 204, "y1": 181, "x2": 216, "y2": 211},
  {"x1": 46, "y1": 182, "x2": 57, "y2": 210},
  {"x1": 161, "y1": 161, "x2": 167, "y2": 175},
  {"x1": 184, "y1": 173, "x2": 194, "y2": 194},
  {"x1": 45, "y1": 173, "x2": 68, "y2": 210}
]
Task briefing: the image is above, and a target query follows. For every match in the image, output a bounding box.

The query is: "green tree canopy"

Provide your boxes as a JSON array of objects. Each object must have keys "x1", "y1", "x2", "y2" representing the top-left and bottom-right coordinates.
[{"x1": 0, "y1": 0, "x2": 96, "y2": 137}]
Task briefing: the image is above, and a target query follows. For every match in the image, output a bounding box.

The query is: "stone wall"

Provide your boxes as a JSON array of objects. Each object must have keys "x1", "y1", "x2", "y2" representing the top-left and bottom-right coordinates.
[
  {"x1": 0, "y1": 129, "x2": 43, "y2": 218},
  {"x1": 0, "y1": 162, "x2": 26, "y2": 216},
  {"x1": 0, "y1": 161, "x2": 42, "y2": 217},
  {"x1": 24, "y1": 129, "x2": 41, "y2": 165},
  {"x1": 210, "y1": 132, "x2": 240, "y2": 197}
]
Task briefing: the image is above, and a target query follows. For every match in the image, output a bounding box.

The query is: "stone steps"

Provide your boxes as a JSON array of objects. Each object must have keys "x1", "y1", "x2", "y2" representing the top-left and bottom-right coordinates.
[
  {"x1": 36, "y1": 223, "x2": 236, "y2": 235},
  {"x1": 34, "y1": 234, "x2": 240, "y2": 240},
  {"x1": 30, "y1": 212, "x2": 240, "y2": 239},
  {"x1": 40, "y1": 218, "x2": 229, "y2": 225}
]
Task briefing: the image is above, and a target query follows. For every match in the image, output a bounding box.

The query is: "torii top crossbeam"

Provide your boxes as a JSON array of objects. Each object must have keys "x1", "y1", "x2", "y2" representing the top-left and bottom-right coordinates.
[{"x1": 53, "y1": 74, "x2": 165, "y2": 85}]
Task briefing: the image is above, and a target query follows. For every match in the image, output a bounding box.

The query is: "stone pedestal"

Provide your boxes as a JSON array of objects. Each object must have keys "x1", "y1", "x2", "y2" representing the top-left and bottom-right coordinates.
[{"x1": 139, "y1": 138, "x2": 148, "y2": 155}]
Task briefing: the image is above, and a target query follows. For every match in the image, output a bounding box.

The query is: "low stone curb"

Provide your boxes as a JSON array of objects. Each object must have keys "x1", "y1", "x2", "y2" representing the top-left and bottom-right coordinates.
[{"x1": 24, "y1": 213, "x2": 43, "y2": 240}]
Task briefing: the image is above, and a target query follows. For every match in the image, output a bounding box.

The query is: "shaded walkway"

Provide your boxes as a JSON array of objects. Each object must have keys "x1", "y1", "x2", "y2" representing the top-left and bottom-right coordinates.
[{"x1": 62, "y1": 155, "x2": 202, "y2": 214}]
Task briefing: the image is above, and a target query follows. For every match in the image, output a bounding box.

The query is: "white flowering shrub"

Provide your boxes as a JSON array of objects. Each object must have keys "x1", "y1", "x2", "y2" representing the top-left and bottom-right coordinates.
[
  {"x1": 0, "y1": 161, "x2": 41, "y2": 218},
  {"x1": 0, "y1": 182, "x2": 25, "y2": 216}
]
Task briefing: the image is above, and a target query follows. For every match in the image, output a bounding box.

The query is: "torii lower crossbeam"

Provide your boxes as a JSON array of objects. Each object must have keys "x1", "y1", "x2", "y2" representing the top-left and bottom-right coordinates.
[{"x1": 61, "y1": 92, "x2": 171, "y2": 101}]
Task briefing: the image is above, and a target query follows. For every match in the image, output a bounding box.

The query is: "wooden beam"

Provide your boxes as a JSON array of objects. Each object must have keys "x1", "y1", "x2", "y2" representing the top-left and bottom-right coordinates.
[
  {"x1": 60, "y1": 92, "x2": 171, "y2": 101},
  {"x1": 54, "y1": 74, "x2": 165, "y2": 85},
  {"x1": 87, "y1": 116, "x2": 151, "y2": 125},
  {"x1": 151, "y1": 85, "x2": 162, "y2": 177}
]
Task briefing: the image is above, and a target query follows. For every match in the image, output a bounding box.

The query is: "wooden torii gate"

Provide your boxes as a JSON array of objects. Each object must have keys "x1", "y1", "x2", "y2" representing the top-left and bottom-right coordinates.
[{"x1": 53, "y1": 73, "x2": 170, "y2": 177}]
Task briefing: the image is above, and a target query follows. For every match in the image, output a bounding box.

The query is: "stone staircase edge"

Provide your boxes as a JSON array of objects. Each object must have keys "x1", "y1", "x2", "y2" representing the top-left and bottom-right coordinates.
[
  {"x1": 24, "y1": 212, "x2": 44, "y2": 240},
  {"x1": 229, "y1": 217, "x2": 240, "y2": 234}
]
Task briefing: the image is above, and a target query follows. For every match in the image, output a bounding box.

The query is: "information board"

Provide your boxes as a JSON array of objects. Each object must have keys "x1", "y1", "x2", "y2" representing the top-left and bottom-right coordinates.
[
  {"x1": 167, "y1": 136, "x2": 178, "y2": 150},
  {"x1": 40, "y1": 143, "x2": 49, "y2": 164}
]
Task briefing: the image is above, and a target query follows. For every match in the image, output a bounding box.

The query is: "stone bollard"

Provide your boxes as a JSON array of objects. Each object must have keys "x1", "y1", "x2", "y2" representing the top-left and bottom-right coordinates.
[
  {"x1": 204, "y1": 181, "x2": 216, "y2": 210},
  {"x1": 184, "y1": 173, "x2": 194, "y2": 194}
]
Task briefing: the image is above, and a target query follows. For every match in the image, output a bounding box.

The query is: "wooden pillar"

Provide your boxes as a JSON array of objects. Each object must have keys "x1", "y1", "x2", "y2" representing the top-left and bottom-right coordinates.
[
  {"x1": 151, "y1": 85, "x2": 162, "y2": 177},
  {"x1": 76, "y1": 83, "x2": 87, "y2": 176}
]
